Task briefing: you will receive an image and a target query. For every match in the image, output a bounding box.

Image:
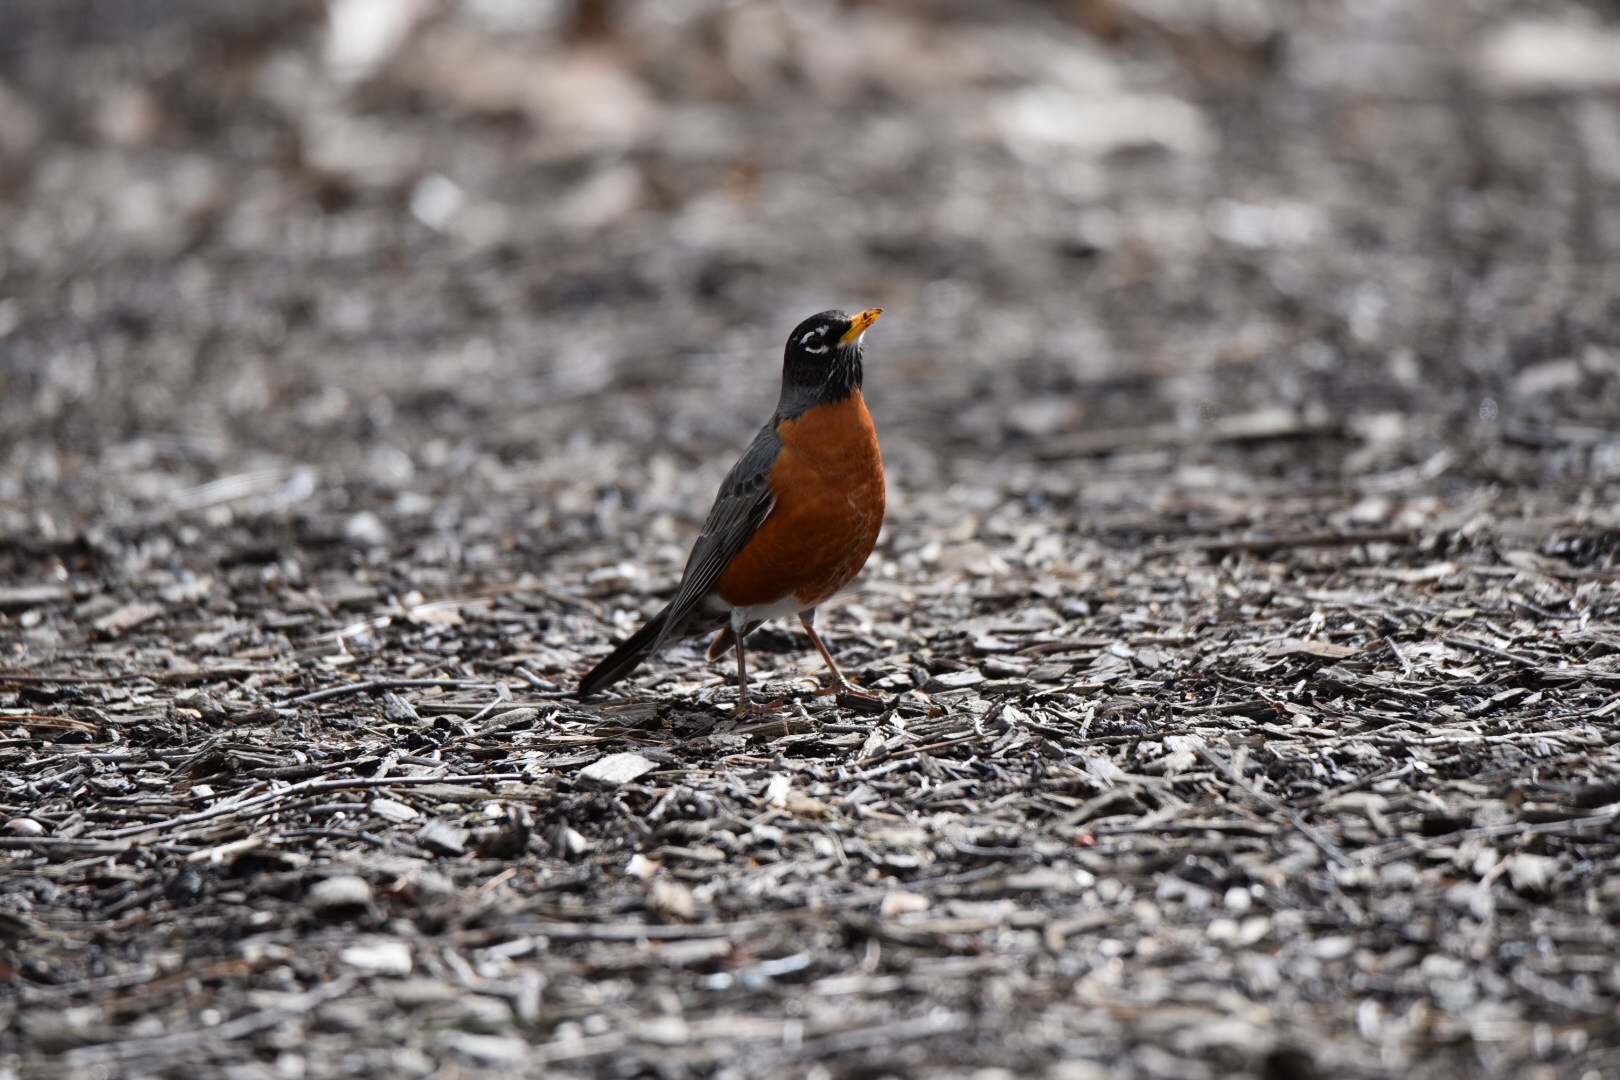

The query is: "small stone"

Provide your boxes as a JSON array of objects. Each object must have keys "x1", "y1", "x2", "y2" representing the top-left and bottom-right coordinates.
[
  {"x1": 580, "y1": 752, "x2": 658, "y2": 786},
  {"x1": 626, "y1": 853, "x2": 661, "y2": 879},
  {"x1": 308, "y1": 875, "x2": 373, "y2": 910},
  {"x1": 340, "y1": 939, "x2": 412, "y2": 975}
]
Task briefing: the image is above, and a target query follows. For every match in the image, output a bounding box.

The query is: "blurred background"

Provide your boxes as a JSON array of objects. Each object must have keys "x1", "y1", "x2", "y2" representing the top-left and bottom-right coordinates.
[{"x1": 1, "y1": 0, "x2": 1617, "y2": 583}]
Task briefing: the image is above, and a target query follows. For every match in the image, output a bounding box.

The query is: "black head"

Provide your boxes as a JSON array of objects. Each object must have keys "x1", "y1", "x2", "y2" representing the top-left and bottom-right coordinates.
[{"x1": 778, "y1": 308, "x2": 881, "y2": 416}]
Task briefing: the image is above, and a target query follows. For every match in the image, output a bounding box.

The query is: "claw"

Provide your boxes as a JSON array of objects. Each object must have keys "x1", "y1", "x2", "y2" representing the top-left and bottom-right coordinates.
[
  {"x1": 797, "y1": 614, "x2": 885, "y2": 713},
  {"x1": 812, "y1": 675, "x2": 880, "y2": 700},
  {"x1": 812, "y1": 676, "x2": 886, "y2": 714}
]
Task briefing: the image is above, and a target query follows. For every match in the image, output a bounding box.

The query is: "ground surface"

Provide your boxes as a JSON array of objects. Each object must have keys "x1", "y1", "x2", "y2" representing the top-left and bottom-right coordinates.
[{"x1": 3, "y1": 2, "x2": 1620, "y2": 1078}]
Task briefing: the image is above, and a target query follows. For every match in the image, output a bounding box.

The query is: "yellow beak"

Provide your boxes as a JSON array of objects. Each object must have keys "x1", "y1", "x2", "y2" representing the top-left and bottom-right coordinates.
[{"x1": 839, "y1": 308, "x2": 882, "y2": 347}]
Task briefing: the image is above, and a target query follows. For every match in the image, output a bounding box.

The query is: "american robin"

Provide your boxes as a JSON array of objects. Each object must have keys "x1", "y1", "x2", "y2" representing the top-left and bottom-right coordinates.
[{"x1": 579, "y1": 308, "x2": 886, "y2": 713}]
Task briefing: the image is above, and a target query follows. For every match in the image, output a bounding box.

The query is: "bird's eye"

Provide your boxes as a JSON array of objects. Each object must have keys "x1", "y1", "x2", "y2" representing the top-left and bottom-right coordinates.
[{"x1": 799, "y1": 326, "x2": 830, "y2": 354}]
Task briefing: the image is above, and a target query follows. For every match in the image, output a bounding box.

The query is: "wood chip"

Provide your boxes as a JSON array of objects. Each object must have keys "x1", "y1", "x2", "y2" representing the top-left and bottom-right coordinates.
[{"x1": 579, "y1": 752, "x2": 659, "y2": 785}]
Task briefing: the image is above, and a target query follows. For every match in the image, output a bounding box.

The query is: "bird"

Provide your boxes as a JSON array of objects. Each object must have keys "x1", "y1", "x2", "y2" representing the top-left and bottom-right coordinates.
[{"x1": 579, "y1": 308, "x2": 887, "y2": 713}]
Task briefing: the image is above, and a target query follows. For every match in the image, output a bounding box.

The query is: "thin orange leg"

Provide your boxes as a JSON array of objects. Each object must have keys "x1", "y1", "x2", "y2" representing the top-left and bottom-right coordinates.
[{"x1": 799, "y1": 610, "x2": 882, "y2": 703}]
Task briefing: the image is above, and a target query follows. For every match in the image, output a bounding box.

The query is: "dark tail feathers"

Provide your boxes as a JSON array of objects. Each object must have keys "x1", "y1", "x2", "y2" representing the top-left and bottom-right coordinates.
[{"x1": 578, "y1": 604, "x2": 671, "y2": 699}]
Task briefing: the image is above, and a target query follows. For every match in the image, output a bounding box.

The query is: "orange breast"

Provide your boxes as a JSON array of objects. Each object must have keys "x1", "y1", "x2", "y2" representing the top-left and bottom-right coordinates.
[{"x1": 714, "y1": 392, "x2": 885, "y2": 609}]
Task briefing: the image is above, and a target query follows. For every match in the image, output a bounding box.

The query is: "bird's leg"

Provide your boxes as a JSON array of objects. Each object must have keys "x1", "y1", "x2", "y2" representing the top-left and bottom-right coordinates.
[
  {"x1": 800, "y1": 609, "x2": 883, "y2": 704},
  {"x1": 730, "y1": 607, "x2": 777, "y2": 716}
]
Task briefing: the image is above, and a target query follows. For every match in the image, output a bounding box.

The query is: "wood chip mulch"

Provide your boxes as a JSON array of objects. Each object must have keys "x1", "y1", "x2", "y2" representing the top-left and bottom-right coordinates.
[{"x1": 3, "y1": 2, "x2": 1620, "y2": 1077}]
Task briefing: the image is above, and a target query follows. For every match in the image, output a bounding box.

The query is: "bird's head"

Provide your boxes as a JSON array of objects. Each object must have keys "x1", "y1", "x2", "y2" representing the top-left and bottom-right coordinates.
[{"x1": 779, "y1": 308, "x2": 881, "y2": 413}]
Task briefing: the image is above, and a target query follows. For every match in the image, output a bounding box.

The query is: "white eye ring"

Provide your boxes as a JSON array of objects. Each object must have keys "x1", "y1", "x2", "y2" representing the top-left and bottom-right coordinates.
[{"x1": 799, "y1": 327, "x2": 829, "y2": 353}]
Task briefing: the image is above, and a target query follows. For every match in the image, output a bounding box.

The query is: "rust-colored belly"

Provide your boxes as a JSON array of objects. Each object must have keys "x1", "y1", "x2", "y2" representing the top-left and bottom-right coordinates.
[{"x1": 714, "y1": 393, "x2": 885, "y2": 610}]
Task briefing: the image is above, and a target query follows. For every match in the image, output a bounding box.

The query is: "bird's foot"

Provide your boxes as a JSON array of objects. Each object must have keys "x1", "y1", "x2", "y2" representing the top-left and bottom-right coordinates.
[
  {"x1": 813, "y1": 678, "x2": 887, "y2": 715},
  {"x1": 808, "y1": 674, "x2": 853, "y2": 697},
  {"x1": 731, "y1": 697, "x2": 785, "y2": 717}
]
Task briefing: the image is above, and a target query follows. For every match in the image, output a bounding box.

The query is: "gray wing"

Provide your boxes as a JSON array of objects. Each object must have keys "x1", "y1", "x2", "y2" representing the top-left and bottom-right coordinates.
[{"x1": 650, "y1": 422, "x2": 782, "y2": 651}]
